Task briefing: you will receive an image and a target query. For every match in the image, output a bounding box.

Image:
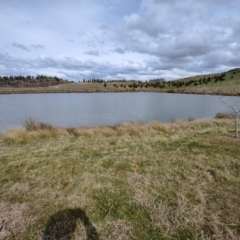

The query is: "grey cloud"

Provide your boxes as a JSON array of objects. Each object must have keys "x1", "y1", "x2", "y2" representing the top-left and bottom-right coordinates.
[
  {"x1": 0, "y1": 53, "x2": 98, "y2": 78},
  {"x1": 123, "y1": 13, "x2": 162, "y2": 38},
  {"x1": 114, "y1": 48, "x2": 125, "y2": 54},
  {"x1": 35, "y1": 56, "x2": 94, "y2": 70},
  {"x1": 12, "y1": 42, "x2": 30, "y2": 52},
  {"x1": 232, "y1": 22, "x2": 240, "y2": 38},
  {"x1": 114, "y1": 0, "x2": 240, "y2": 75},
  {"x1": 202, "y1": 51, "x2": 240, "y2": 69},
  {"x1": 99, "y1": 24, "x2": 112, "y2": 31},
  {"x1": 78, "y1": 31, "x2": 85, "y2": 36},
  {"x1": 30, "y1": 44, "x2": 45, "y2": 50},
  {"x1": 84, "y1": 50, "x2": 100, "y2": 56},
  {"x1": 211, "y1": 0, "x2": 235, "y2": 4},
  {"x1": 12, "y1": 42, "x2": 45, "y2": 52},
  {"x1": 2, "y1": 52, "x2": 238, "y2": 81},
  {"x1": 0, "y1": 53, "x2": 167, "y2": 80},
  {"x1": 162, "y1": 43, "x2": 211, "y2": 60},
  {"x1": 102, "y1": 0, "x2": 114, "y2": 8},
  {"x1": 3, "y1": 0, "x2": 240, "y2": 81},
  {"x1": 153, "y1": 0, "x2": 168, "y2": 3},
  {"x1": 0, "y1": 53, "x2": 34, "y2": 76}
]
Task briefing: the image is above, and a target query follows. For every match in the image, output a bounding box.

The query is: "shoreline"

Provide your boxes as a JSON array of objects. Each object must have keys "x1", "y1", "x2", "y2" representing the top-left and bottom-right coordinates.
[{"x1": 0, "y1": 88, "x2": 240, "y2": 96}]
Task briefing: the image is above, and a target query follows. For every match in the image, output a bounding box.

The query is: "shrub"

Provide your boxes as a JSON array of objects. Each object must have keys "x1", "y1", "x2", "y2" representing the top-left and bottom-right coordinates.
[
  {"x1": 23, "y1": 118, "x2": 55, "y2": 131},
  {"x1": 215, "y1": 112, "x2": 234, "y2": 119},
  {"x1": 188, "y1": 117, "x2": 195, "y2": 122}
]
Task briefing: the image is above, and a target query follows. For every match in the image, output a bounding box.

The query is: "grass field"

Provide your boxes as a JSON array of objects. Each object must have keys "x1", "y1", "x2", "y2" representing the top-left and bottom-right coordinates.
[
  {"x1": 0, "y1": 68, "x2": 240, "y2": 96},
  {"x1": 0, "y1": 81, "x2": 163, "y2": 94},
  {"x1": 0, "y1": 119, "x2": 239, "y2": 239},
  {"x1": 169, "y1": 68, "x2": 240, "y2": 96}
]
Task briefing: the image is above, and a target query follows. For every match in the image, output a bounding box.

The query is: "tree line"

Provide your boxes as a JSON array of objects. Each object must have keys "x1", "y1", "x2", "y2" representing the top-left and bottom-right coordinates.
[
  {"x1": 0, "y1": 75, "x2": 71, "y2": 88},
  {"x1": 166, "y1": 73, "x2": 227, "y2": 88}
]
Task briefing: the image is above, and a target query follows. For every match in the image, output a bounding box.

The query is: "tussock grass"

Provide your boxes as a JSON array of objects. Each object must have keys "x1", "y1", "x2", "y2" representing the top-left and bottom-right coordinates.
[
  {"x1": 215, "y1": 112, "x2": 235, "y2": 119},
  {"x1": 0, "y1": 119, "x2": 239, "y2": 239},
  {"x1": 2, "y1": 128, "x2": 61, "y2": 144},
  {"x1": 23, "y1": 118, "x2": 55, "y2": 131}
]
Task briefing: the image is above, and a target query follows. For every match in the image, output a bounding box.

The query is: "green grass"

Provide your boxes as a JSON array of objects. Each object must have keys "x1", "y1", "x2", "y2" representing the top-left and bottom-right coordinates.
[
  {"x1": 168, "y1": 68, "x2": 240, "y2": 95},
  {"x1": 0, "y1": 119, "x2": 240, "y2": 239}
]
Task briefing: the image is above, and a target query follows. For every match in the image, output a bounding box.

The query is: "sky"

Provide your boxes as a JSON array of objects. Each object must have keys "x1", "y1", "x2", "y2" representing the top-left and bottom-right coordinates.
[{"x1": 0, "y1": 0, "x2": 240, "y2": 81}]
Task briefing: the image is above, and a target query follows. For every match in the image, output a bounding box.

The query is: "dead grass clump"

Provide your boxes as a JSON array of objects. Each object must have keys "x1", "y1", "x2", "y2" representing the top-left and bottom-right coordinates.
[
  {"x1": 0, "y1": 201, "x2": 34, "y2": 239},
  {"x1": 215, "y1": 112, "x2": 234, "y2": 119},
  {"x1": 1, "y1": 118, "x2": 59, "y2": 143},
  {"x1": 3, "y1": 128, "x2": 58, "y2": 144},
  {"x1": 3, "y1": 128, "x2": 28, "y2": 144},
  {"x1": 66, "y1": 127, "x2": 82, "y2": 137},
  {"x1": 79, "y1": 128, "x2": 95, "y2": 137},
  {"x1": 195, "y1": 119, "x2": 219, "y2": 129},
  {"x1": 23, "y1": 118, "x2": 55, "y2": 131},
  {"x1": 168, "y1": 121, "x2": 186, "y2": 133},
  {"x1": 94, "y1": 126, "x2": 116, "y2": 137},
  {"x1": 184, "y1": 119, "x2": 228, "y2": 134},
  {"x1": 113, "y1": 122, "x2": 145, "y2": 136},
  {"x1": 147, "y1": 120, "x2": 170, "y2": 133},
  {"x1": 67, "y1": 126, "x2": 109, "y2": 138},
  {"x1": 188, "y1": 116, "x2": 195, "y2": 122},
  {"x1": 66, "y1": 126, "x2": 118, "y2": 138}
]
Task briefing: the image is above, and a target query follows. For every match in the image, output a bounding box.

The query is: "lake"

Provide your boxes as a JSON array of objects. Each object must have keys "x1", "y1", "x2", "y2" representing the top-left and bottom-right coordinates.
[{"x1": 0, "y1": 92, "x2": 239, "y2": 132}]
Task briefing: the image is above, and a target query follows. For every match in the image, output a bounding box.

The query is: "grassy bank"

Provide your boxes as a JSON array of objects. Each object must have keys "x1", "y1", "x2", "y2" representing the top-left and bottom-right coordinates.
[
  {"x1": 1, "y1": 68, "x2": 240, "y2": 96},
  {"x1": 0, "y1": 119, "x2": 240, "y2": 239},
  {"x1": 168, "y1": 68, "x2": 240, "y2": 96},
  {"x1": 1, "y1": 83, "x2": 240, "y2": 96}
]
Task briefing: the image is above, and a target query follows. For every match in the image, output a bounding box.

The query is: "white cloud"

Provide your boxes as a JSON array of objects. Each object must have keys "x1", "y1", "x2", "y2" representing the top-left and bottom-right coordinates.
[{"x1": 0, "y1": 0, "x2": 240, "y2": 80}]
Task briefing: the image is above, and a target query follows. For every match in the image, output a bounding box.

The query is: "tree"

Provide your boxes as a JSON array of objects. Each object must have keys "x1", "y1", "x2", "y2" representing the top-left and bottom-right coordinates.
[{"x1": 220, "y1": 97, "x2": 240, "y2": 138}]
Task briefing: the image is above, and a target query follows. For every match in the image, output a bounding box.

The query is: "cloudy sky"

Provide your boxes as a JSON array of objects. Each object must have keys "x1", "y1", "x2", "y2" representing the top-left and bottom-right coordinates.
[{"x1": 0, "y1": 0, "x2": 240, "y2": 81}]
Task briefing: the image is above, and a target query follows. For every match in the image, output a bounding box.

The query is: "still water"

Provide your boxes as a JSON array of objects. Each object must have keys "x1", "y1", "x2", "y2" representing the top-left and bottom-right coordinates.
[{"x1": 0, "y1": 92, "x2": 239, "y2": 131}]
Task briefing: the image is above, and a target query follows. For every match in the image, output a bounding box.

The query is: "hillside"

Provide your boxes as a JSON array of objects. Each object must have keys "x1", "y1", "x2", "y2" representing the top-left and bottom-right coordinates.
[
  {"x1": 0, "y1": 68, "x2": 240, "y2": 95},
  {"x1": 53, "y1": 68, "x2": 240, "y2": 96},
  {"x1": 167, "y1": 68, "x2": 240, "y2": 95}
]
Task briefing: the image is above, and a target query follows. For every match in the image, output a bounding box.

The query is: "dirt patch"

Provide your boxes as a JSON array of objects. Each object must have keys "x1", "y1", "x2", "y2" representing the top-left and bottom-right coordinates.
[{"x1": 0, "y1": 201, "x2": 34, "y2": 239}]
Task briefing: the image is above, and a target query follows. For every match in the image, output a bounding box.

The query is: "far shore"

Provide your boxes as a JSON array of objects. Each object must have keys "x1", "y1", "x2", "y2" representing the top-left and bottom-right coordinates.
[{"x1": 0, "y1": 87, "x2": 240, "y2": 96}]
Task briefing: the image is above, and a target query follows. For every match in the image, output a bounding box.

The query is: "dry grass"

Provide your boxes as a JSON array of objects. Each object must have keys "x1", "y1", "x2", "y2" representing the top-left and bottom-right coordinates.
[
  {"x1": 0, "y1": 201, "x2": 35, "y2": 239},
  {"x1": 1, "y1": 68, "x2": 240, "y2": 96},
  {"x1": 170, "y1": 68, "x2": 240, "y2": 96},
  {"x1": 0, "y1": 119, "x2": 239, "y2": 239},
  {"x1": 23, "y1": 118, "x2": 55, "y2": 131}
]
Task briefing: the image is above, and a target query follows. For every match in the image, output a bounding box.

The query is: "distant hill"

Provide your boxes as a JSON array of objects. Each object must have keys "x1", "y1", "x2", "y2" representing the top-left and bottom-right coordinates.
[{"x1": 165, "y1": 68, "x2": 240, "y2": 95}]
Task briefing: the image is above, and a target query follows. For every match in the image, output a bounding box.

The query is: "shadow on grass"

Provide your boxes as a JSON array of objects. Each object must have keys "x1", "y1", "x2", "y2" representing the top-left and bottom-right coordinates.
[{"x1": 43, "y1": 208, "x2": 99, "y2": 240}]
